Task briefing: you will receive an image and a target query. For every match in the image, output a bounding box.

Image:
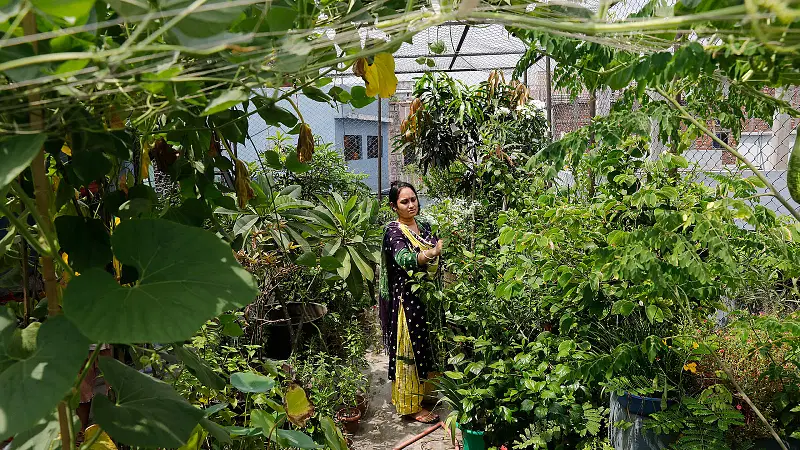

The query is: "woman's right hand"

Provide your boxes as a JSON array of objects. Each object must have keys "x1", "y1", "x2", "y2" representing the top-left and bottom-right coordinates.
[{"x1": 432, "y1": 239, "x2": 444, "y2": 257}]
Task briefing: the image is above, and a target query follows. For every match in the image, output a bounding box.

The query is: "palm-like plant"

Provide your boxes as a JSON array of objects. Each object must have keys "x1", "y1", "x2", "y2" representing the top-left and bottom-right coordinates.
[{"x1": 308, "y1": 192, "x2": 381, "y2": 300}]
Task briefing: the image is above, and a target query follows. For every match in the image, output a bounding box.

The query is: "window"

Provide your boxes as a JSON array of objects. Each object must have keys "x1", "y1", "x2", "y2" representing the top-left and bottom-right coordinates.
[
  {"x1": 344, "y1": 135, "x2": 362, "y2": 161},
  {"x1": 712, "y1": 132, "x2": 729, "y2": 149},
  {"x1": 367, "y1": 136, "x2": 380, "y2": 159}
]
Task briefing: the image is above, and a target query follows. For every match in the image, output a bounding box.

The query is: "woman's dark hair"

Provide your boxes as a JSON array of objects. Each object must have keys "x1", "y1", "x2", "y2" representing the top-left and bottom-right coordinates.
[{"x1": 388, "y1": 181, "x2": 420, "y2": 210}]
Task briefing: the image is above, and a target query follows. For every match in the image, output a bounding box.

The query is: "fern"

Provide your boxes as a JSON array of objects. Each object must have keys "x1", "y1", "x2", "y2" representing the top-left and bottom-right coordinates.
[
  {"x1": 670, "y1": 427, "x2": 730, "y2": 450},
  {"x1": 512, "y1": 421, "x2": 563, "y2": 449},
  {"x1": 576, "y1": 402, "x2": 607, "y2": 437}
]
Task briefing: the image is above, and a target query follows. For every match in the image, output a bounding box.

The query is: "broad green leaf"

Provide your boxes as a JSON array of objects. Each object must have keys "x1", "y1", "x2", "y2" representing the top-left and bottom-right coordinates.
[
  {"x1": 611, "y1": 300, "x2": 636, "y2": 316},
  {"x1": 276, "y1": 430, "x2": 323, "y2": 449},
  {"x1": 296, "y1": 251, "x2": 317, "y2": 267},
  {"x1": 233, "y1": 214, "x2": 259, "y2": 236},
  {"x1": 645, "y1": 305, "x2": 664, "y2": 324},
  {"x1": 94, "y1": 357, "x2": 204, "y2": 447},
  {"x1": 321, "y1": 416, "x2": 346, "y2": 450},
  {"x1": 8, "y1": 410, "x2": 76, "y2": 450},
  {"x1": 444, "y1": 371, "x2": 464, "y2": 380},
  {"x1": 0, "y1": 314, "x2": 89, "y2": 441},
  {"x1": 606, "y1": 62, "x2": 635, "y2": 90},
  {"x1": 32, "y1": 0, "x2": 94, "y2": 18},
  {"x1": 252, "y1": 97, "x2": 298, "y2": 128},
  {"x1": 72, "y1": 151, "x2": 112, "y2": 184},
  {"x1": 173, "y1": 345, "x2": 227, "y2": 391},
  {"x1": 345, "y1": 269, "x2": 363, "y2": 300},
  {"x1": 0, "y1": 134, "x2": 46, "y2": 188},
  {"x1": 250, "y1": 410, "x2": 281, "y2": 442},
  {"x1": 200, "y1": 418, "x2": 232, "y2": 445},
  {"x1": 62, "y1": 219, "x2": 258, "y2": 343},
  {"x1": 349, "y1": 86, "x2": 376, "y2": 108},
  {"x1": 7, "y1": 322, "x2": 39, "y2": 360},
  {"x1": 201, "y1": 89, "x2": 249, "y2": 116},
  {"x1": 267, "y1": 5, "x2": 298, "y2": 32},
  {"x1": 230, "y1": 372, "x2": 275, "y2": 393},
  {"x1": 262, "y1": 150, "x2": 282, "y2": 169},
  {"x1": 54, "y1": 216, "x2": 112, "y2": 272},
  {"x1": 348, "y1": 246, "x2": 374, "y2": 281},
  {"x1": 335, "y1": 248, "x2": 351, "y2": 280},
  {"x1": 219, "y1": 314, "x2": 244, "y2": 337},
  {"x1": 284, "y1": 384, "x2": 314, "y2": 427},
  {"x1": 285, "y1": 151, "x2": 311, "y2": 173},
  {"x1": 319, "y1": 256, "x2": 341, "y2": 271},
  {"x1": 162, "y1": 0, "x2": 247, "y2": 39}
]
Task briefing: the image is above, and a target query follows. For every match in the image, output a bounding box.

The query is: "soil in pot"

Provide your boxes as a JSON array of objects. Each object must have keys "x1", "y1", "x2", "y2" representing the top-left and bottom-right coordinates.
[
  {"x1": 264, "y1": 302, "x2": 328, "y2": 360},
  {"x1": 336, "y1": 406, "x2": 362, "y2": 435}
]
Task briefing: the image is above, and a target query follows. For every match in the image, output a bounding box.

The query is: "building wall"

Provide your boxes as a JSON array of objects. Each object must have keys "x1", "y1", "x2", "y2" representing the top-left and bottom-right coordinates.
[
  {"x1": 335, "y1": 118, "x2": 390, "y2": 192},
  {"x1": 238, "y1": 88, "x2": 390, "y2": 193}
]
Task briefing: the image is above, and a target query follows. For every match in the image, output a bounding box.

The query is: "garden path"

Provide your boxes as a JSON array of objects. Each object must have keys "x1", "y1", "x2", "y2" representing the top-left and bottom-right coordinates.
[{"x1": 350, "y1": 351, "x2": 461, "y2": 450}]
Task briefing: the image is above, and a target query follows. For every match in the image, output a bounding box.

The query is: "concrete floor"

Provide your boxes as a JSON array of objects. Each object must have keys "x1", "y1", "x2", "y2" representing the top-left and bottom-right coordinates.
[{"x1": 349, "y1": 351, "x2": 461, "y2": 450}]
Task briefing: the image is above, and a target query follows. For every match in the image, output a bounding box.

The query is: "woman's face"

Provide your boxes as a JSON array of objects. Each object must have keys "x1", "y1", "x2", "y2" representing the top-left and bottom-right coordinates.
[{"x1": 394, "y1": 187, "x2": 418, "y2": 220}]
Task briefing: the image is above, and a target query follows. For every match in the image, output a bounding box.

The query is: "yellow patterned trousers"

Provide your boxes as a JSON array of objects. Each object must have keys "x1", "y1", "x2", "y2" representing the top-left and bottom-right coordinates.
[{"x1": 391, "y1": 300, "x2": 438, "y2": 415}]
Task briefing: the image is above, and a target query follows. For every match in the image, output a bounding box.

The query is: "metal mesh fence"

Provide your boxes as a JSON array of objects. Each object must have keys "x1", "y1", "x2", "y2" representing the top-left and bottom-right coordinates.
[{"x1": 229, "y1": 23, "x2": 798, "y2": 217}]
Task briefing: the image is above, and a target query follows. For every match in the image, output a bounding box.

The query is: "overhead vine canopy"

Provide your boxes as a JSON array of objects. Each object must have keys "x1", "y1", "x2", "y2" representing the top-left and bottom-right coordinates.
[{"x1": 2, "y1": 0, "x2": 800, "y2": 136}]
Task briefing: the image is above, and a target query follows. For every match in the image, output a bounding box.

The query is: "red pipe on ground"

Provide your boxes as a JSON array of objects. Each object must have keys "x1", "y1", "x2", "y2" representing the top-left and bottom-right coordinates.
[{"x1": 392, "y1": 422, "x2": 443, "y2": 450}]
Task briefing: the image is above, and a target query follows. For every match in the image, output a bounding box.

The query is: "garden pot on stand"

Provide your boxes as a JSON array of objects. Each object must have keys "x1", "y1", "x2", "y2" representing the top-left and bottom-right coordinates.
[
  {"x1": 264, "y1": 302, "x2": 327, "y2": 360},
  {"x1": 336, "y1": 406, "x2": 362, "y2": 435},
  {"x1": 458, "y1": 425, "x2": 485, "y2": 450},
  {"x1": 609, "y1": 392, "x2": 678, "y2": 449}
]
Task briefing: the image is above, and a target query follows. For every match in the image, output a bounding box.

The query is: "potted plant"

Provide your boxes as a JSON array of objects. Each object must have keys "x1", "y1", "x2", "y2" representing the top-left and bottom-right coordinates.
[
  {"x1": 335, "y1": 405, "x2": 362, "y2": 435},
  {"x1": 435, "y1": 375, "x2": 488, "y2": 450}
]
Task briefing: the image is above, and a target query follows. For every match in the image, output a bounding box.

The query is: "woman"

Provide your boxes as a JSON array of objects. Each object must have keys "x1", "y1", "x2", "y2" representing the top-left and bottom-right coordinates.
[{"x1": 379, "y1": 181, "x2": 444, "y2": 423}]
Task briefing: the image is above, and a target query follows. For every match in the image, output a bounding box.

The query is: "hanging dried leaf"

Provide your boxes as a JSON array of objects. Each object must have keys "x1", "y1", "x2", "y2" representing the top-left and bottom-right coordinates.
[
  {"x1": 297, "y1": 123, "x2": 314, "y2": 163},
  {"x1": 140, "y1": 142, "x2": 151, "y2": 181},
  {"x1": 151, "y1": 138, "x2": 180, "y2": 173},
  {"x1": 106, "y1": 107, "x2": 125, "y2": 130},
  {"x1": 410, "y1": 98, "x2": 422, "y2": 114},
  {"x1": 353, "y1": 58, "x2": 367, "y2": 78},
  {"x1": 209, "y1": 135, "x2": 220, "y2": 158},
  {"x1": 234, "y1": 159, "x2": 254, "y2": 209}
]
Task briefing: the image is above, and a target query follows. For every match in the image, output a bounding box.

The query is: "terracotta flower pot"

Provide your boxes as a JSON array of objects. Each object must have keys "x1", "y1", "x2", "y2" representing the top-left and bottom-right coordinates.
[
  {"x1": 355, "y1": 393, "x2": 369, "y2": 417},
  {"x1": 336, "y1": 406, "x2": 362, "y2": 435}
]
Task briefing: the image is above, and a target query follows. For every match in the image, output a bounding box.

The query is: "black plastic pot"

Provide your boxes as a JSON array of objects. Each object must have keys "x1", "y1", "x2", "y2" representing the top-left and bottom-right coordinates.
[
  {"x1": 752, "y1": 438, "x2": 800, "y2": 450},
  {"x1": 264, "y1": 302, "x2": 327, "y2": 360}
]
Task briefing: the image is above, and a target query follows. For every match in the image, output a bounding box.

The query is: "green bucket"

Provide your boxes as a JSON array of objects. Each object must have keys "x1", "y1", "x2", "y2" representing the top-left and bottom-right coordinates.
[{"x1": 459, "y1": 426, "x2": 485, "y2": 450}]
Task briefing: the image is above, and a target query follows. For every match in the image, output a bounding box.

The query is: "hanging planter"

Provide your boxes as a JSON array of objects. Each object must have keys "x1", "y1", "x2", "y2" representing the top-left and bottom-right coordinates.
[{"x1": 264, "y1": 302, "x2": 327, "y2": 360}]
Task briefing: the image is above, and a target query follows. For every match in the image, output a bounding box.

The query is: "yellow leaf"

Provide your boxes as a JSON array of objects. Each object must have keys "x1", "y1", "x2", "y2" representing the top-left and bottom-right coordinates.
[
  {"x1": 363, "y1": 53, "x2": 397, "y2": 99},
  {"x1": 61, "y1": 143, "x2": 72, "y2": 156},
  {"x1": 61, "y1": 253, "x2": 79, "y2": 282},
  {"x1": 234, "y1": 159, "x2": 254, "y2": 209},
  {"x1": 284, "y1": 383, "x2": 314, "y2": 428},
  {"x1": 683, "y1": 362, "x2": 697, "y2": 373},
  {"x1": 140, "y1": 143, "x2": 151, "y2": 181},
  {"x1": 84, "y1": 425, "x2": 117, "y2": 450},
  {"x1": 177, "y1": 425, "x2": 207, "y2": 450}
]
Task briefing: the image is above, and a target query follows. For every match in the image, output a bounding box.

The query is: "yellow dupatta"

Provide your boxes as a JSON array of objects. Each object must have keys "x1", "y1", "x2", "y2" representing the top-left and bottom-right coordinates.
[{"x1": 396, "y1": 221, "x2": 439, "y2": 277}]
